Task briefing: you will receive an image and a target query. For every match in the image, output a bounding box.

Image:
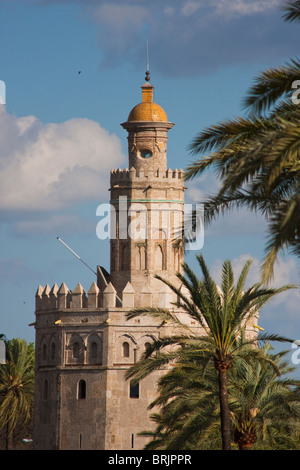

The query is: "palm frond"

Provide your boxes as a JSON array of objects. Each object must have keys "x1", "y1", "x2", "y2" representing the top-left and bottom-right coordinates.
[
  {"x1": 243, "y1": 59, "x2": 300, "y2": 113},
  {"x1": 281, "y1": 1, "x2": 300, "y2": 22}
]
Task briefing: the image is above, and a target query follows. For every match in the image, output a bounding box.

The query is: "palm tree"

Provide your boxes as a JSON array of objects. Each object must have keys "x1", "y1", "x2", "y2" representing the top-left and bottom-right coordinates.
[
  {"x1": 0, "y1": 339, "x2": 35, "y2": 450},
  {"x1": 185, "y1": 1, "x2": 300, "y2": 283},
  {"x1": 140, "y1": 356, "x2": 222, "y2": 450},
  {"x1": 229, "y1": 344, "x2": 300, "y2": 450},
  {"x1": 126, "y1": 254, "x2": 295, "y2": 450},
  {"x1": 138, "y1": 343, "x2": 300, "y2": 450}
]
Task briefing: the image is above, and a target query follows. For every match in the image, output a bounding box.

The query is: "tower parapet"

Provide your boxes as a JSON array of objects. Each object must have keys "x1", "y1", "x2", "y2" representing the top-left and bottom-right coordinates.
[
  {"x1": 110, "y1": 167, "x2": 184, "y2": 183},
  {"x1": 35, "y1": 279, "x2": 179, "y2": 312}
]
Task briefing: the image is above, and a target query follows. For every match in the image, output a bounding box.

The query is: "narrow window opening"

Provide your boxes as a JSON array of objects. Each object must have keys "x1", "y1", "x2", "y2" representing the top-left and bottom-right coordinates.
[
  {"x1": 78, "y1": 379, "x2": 86, "y2": 399},
  {"x1": 131, "y1": 433, "x2": 134, "y2": 449},
  {"x1": 122, "y1": 341, "x2": 130, "y2": 358},
  {"x1": 130, "y1": 380, "x2": 139, "y2": 399}
]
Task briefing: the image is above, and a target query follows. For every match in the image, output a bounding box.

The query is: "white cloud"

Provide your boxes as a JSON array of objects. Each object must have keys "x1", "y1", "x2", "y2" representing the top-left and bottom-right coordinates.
[
  {"x1": 0, "y1": 107, "x2": 125, "y2": 211},
  {"x1": 185, "y1": 177, "x2": 267, "y2": 238},
  {"x1": 214, "y1": 0, "x2": 280, "y2": 17},
  {"x1": 185, "y1": 175, "x2": 219, "y2": 205},
  {"x1": 91, "y1": 3, "x2": 149, "y2": 29},
  {"x1": 211, "y1": 253, "x2": 299, "y2": 290},
  {"x1": 86, "y1": 3, "x2": 150, "y2": 63},
  {"x1": 78, "y1": 0, "x2": 295, "y2": 77},
  {"x1": 30, "y1": 0, "x2": 297, "y2": 77},
  {"x1": 181, "y1": 2, "x2": 202, "y2": 17}
]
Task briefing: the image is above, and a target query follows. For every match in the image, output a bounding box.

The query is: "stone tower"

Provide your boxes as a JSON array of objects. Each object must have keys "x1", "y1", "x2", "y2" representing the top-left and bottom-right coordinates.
[{"x1": 32, "y1": 73, "x2": 187, "y2": 450}]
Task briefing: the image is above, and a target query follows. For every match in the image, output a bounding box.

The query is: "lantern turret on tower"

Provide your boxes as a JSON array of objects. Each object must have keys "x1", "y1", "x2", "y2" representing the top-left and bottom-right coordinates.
[
  {"x1": 121, "y1": 73, "x2": 174, "y2": 174},
  {"x1": 110, "y1": 73, "x2": 185, "y2": 305}
]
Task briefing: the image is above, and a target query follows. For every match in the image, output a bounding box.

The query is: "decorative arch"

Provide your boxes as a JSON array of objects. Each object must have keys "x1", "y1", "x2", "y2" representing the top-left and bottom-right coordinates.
[
  {"x1": 40, "y1": 336, "x2": 49, "y2": 365},
  {"x1": 122, "y1": 341, "x2": 130, "y2": 358},
  {"x1": 114, "y1": 334, "x2": 137, "y2": 365},
  {"x1": 87, "y1": 333, "x2": 103, "y2": 365},
  {"x1": 135, "y1": 244, "x2": 146, "y2": 270},
  {"x1": 49, "y1": 335, "x2": 57, "y2": 364},
  {"x1": 66, "y1": 334, "x2": 84, "y2": 365},
  {"x1": 136, "y1": 334, "x2": 157, "y2": 361},
  {"x1": 155, "y1": 244, "x2": 164, "y2": 270}
]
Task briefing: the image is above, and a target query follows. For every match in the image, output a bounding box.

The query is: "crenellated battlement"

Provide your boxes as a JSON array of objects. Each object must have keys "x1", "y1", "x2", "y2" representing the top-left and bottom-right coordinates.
[
  {"x1": 110, "y1": 167, "x2": 184, "y2": 184},
  {"x1": 35, "y1": 279, "x2": 176, "y2": 312}
]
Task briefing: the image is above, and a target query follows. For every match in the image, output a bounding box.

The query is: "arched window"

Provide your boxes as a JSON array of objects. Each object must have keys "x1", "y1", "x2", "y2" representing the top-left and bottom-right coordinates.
[
  {"x1": 135, "y1": 245, "x2": 146, "y2": 270},
  {"x1": 145, "y1": 342, "x2": 151, "y2": 353},
  {"x1": 73, "y1": 342, "x2": 80, "y2": 359},
  {"x1": 78, "y1": 379, "x2": 86, "y2": 399},
  {"x1": 122, "y1": 341, "x2": 130, "y2": 358},
  {"x1": 87, "y1": 335, "x2": 102, "y2": 365},
  {"x1": 43, "y1": 379, "x2": 49, "y2": 400},
  {"x1": 155, "y1": 244, "x2": 164, "y2": 270}
]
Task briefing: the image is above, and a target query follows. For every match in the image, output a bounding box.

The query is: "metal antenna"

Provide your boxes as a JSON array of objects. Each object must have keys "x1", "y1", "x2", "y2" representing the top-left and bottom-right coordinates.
[
  {"x1": 57, "y1": 237, "x2": 97, "y2": 275},
  {"x1": 57, "y1": 236, "x2": 123, "y2": 306},
  {"x1": 147, "y1": 40, "x2": 149, "y2": 72},
  {"x1": 145, "y1": 40, "x2": 150, "y2": 81}
]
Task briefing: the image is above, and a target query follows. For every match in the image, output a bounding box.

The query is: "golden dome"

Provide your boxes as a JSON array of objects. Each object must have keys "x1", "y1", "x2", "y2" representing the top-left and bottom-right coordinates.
[
  {"x1": 127, "y1": 81, "x2": 168, "y2": 122},
  {"x1": 128, "y1": 102, "x2": 167, "y2": 122}
]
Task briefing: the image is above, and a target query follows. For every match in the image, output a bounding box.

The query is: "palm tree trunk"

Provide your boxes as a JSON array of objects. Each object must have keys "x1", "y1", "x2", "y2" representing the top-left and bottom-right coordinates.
[
  {"x1": 218, "y1": 368, "x2": 231, "y2": 450},
  {"x1": 5, "y1": 421, "x2": 13, "y2": 450}
]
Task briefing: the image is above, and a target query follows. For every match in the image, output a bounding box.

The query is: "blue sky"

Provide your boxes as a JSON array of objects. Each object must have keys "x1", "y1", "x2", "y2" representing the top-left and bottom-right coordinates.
[{"x1": 1, "y1": 0, "x2": 300, "y2": 373}]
